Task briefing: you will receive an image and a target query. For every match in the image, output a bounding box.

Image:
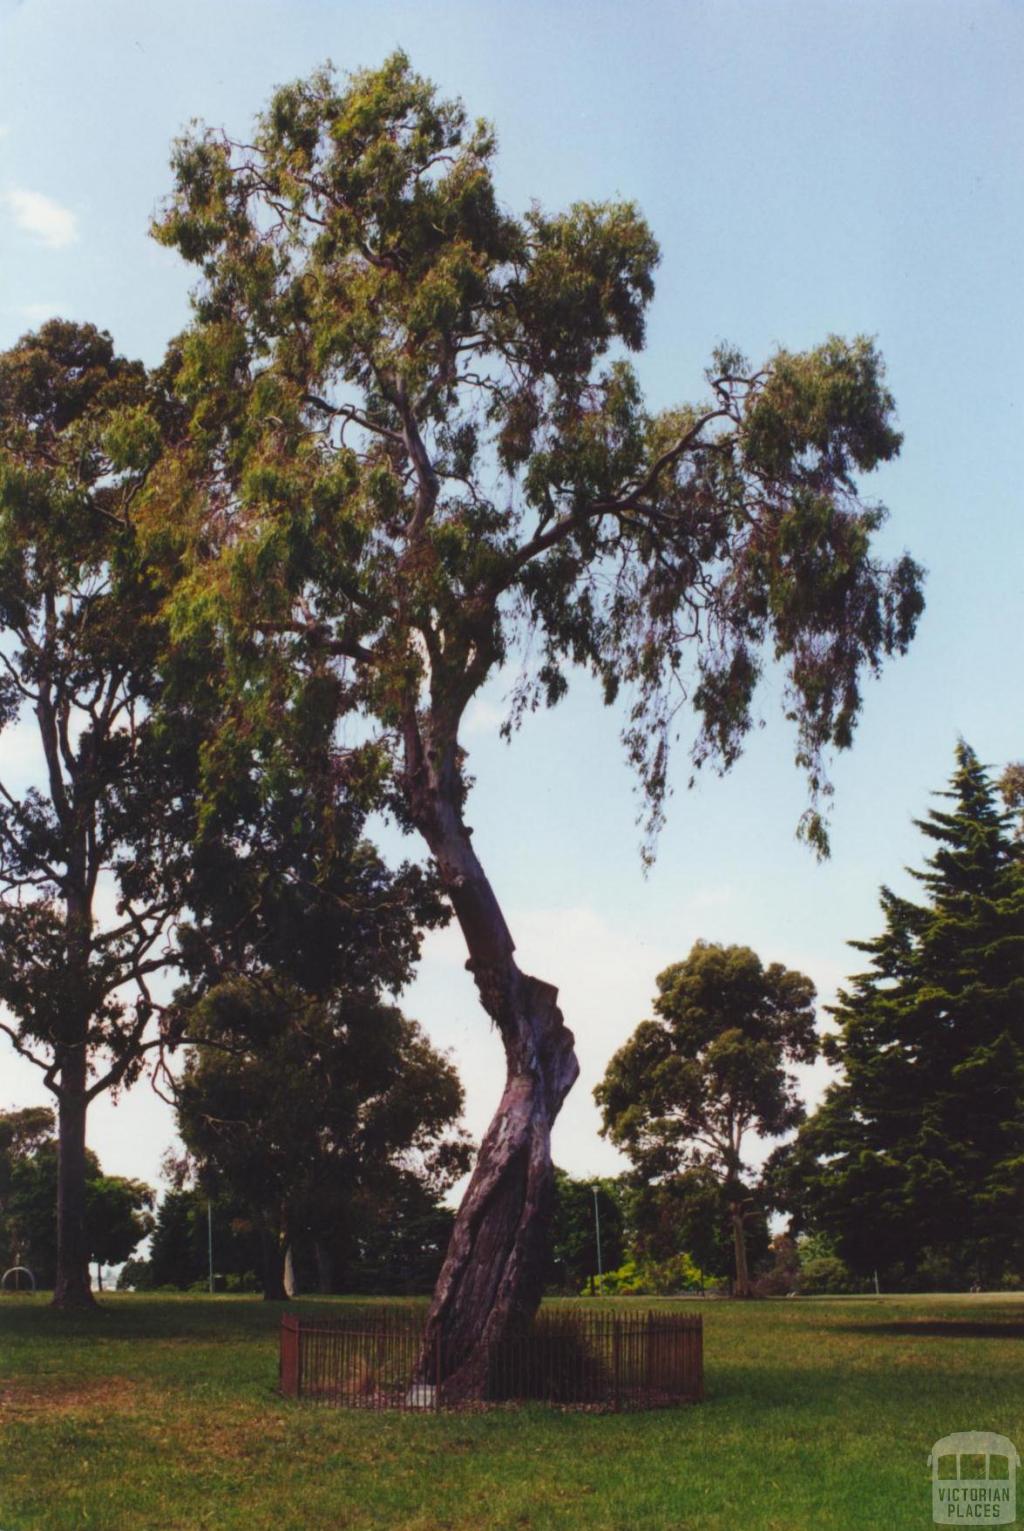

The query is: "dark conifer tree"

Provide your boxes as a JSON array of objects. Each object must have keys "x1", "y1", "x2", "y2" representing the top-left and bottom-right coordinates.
[{"x1": 783, "y1": 743, "x2": 1024, "y2": 1284}]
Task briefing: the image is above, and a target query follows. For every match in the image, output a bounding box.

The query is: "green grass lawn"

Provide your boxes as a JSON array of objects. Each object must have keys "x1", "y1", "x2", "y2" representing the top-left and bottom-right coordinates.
[{"x1": 1, "y1": 1292, "x2": 1022, "y2": 1530}]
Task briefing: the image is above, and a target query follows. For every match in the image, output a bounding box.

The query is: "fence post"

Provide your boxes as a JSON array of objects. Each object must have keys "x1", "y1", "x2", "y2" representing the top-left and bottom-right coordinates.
[
  {"x1": 612, "y1": 1320, "x2": 621, "y2": 1412},
  {"x1": 280, "y1": 1314, "x2": 300, "y2": 1398},
  {"x1": 695, "y1": 1315, "x2": 704, "y2": 1402},
  {"x1": 435, "y1": 1325, "x2": 442, "y2": 1412},
  {"x1": 644, "y1": 1311, "x2": 652, "y2": 1403}
]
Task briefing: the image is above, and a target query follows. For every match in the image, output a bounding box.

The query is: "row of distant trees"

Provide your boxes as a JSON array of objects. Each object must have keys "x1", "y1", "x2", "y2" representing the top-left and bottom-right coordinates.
[{"x1": 3, "y1": 739, "x2": 1019, "y2": 1302}]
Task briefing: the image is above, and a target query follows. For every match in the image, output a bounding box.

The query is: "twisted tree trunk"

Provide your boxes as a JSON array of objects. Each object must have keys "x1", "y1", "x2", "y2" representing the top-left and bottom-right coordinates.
[{"x1": 406, "y1": 713, "x2": 579, "y2": 1397}]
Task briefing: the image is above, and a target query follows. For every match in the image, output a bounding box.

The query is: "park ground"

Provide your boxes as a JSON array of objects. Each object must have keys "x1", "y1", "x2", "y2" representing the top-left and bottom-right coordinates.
[{"x1": 1, "y1": 1293, "x2": 1022, "y2": 1530}]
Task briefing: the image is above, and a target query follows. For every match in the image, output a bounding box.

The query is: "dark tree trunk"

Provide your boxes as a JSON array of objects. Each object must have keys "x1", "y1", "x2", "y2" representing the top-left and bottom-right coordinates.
[
  {"x1": 52, "y1": 1046, "x2": 96, "y2": 1311},
  {"x1": 314, "y1": 1239, "x2": 335, "y2": 1295},
  {"x1": 730, "y1": 1203, "x2": 752, "y2": 1299},
  {"x1": 406, "y1": 717, "x2": 579, "y2": 1397},
  {"x1": 260, "y1": 1227, "x2": 287, "y2": 1301}
]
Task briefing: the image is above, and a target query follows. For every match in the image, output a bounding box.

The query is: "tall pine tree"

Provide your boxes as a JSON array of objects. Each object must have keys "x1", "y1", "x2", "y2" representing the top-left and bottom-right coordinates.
[{"x1": 784, "y1": 744, "x2": 1024, "y2": 1285}]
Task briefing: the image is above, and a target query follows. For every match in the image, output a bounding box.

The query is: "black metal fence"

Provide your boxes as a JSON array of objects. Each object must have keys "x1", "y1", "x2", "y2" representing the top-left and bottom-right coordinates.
[{"x1": 280, "y1": 1305, "x2": 703, "y2": 1411}]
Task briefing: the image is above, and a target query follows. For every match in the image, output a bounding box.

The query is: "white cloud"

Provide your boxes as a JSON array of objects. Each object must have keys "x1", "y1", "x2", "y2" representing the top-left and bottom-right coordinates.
[
  {"x1": 4, "y1": 186, "x2": 78, "y2": 249},
  {"x1": 17, "y1": 301, "x2": 63, "y2": 324},
  {"x1": 462, "y1": 697, "x2": 508, "y2": 736}
]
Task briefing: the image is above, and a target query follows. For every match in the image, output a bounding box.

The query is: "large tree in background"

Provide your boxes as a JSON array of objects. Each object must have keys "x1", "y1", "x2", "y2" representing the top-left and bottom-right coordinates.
[
  {"x1": 596, "y1": 942, "x2": 816, "y2": 1295},
  {"x1": 0, "y1": 1105, "x2": 55, "y2": 1274},
  {"x1": 165, "y1": 652, "x2": 465, "y2": 1299},
  {"x1": 176, "y1": 987, "x2": 469, "y2": 1299},
  {"x1": 0, "y1": 1109, "x2": 153, "y2": 1288},
  {"x1": 0, "y1": 322, "x2": 186, "y2": 1309},
  {"x1": 149, "y1": 53, "x2": 922, "y2": 1388},
  {"x1": 776, "y1": 744, "x2": 1024, "y2": 1285}
]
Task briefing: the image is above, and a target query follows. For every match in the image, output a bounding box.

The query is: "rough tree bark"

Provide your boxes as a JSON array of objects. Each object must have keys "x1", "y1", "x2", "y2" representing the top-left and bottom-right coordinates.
[
  {"x1": 52, "y1": 1043, "x2": 96, "y2": 1311},
  {"x1": 406, "y1": 712, "x2": 580, "y2": 1397}
]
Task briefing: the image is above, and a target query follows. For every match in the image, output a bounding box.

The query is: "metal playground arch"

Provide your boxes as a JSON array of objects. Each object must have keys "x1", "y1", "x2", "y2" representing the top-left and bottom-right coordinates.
[{"x1": 1, "y1": 1265, "x2": 36, "y2": 1293}]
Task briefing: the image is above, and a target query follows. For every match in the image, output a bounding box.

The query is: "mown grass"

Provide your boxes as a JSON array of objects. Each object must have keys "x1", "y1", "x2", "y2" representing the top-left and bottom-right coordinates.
[{"x1": 1, "y1": 1292, "x2": 1022, "y2": 1530}]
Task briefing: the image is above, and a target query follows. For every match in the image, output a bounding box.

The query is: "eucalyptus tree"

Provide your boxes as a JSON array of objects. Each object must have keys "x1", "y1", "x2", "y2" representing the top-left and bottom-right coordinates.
[
  {"x1": 151, "y1": 53, "x2": 923, "y2": 1388},
  {"x1": 596, "y1": 942, "x2": 817, "y2": 1296},
  {"x1": 0, "y1": 321, "x2": 185, "y2": 1308}
]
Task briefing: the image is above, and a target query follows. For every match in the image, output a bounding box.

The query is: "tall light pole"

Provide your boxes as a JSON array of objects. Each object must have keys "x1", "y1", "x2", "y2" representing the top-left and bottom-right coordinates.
[{"x1": 591, "y1": 1184, "x2": 604, "y2": 1296}]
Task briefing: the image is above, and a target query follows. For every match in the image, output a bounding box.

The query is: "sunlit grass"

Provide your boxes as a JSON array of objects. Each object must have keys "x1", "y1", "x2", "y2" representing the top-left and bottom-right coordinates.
[{"x1": 1, "y1": 1292, "x2": 1022, "y2": 1529}]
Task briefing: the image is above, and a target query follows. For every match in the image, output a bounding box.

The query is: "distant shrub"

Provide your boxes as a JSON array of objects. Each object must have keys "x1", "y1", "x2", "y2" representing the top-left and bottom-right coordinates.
[
  {"x1": 116, "y1": 1259, "x2": 153, "y2": 1291},
  {"x1": 588, "y1": 1253, "x2": 704, "y2": 1297},
  {"x1": 799, "y1": 1255, "x2": 858, "y2": 1295},
  {"x1": 187, "y1": 1274, "x2": 227, "y2": 1293},
  {"x1": 225, "y1": 1271, "x2": 259, "y2": 1293}
]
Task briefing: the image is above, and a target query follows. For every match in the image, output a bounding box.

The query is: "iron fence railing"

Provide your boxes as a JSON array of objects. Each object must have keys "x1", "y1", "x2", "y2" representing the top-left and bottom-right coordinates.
[{"x1": 280, "y1": 1305, "x2": 703, "y2": 1411}]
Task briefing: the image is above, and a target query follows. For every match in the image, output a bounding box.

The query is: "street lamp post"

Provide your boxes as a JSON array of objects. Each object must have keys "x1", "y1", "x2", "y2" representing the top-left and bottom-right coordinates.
[{"x1": 592, "y1": 1184, "x2": 604, "y2": 1296}]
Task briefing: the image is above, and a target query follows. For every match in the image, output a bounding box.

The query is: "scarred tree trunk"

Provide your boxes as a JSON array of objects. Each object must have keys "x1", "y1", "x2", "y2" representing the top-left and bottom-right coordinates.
[
  {"x1": 52, "y1": 1043, "x2": 96, "y2": 1311},
  {"x1": 406, "y1": 713, "x2": 579, "y2": 1397}
]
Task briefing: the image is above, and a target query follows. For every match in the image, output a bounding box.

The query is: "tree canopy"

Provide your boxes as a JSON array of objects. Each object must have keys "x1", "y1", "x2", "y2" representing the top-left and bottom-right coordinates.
[
  {"x1": 140, "y1": 50, "x2": 923, "y2": 1378},
  {"x1": 150, "y1": 50, "x2": 923, "y2": 856}
]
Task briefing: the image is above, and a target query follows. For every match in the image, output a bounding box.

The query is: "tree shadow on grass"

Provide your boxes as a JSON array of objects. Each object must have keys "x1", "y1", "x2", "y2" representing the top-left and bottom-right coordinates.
[{"x1": 835, "y1": 1320, "x2": 1024, "y2": 1339}]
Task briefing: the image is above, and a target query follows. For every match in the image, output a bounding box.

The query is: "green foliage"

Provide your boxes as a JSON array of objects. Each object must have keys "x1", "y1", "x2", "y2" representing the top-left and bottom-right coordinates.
[
  {"x1": 597, "y1": 943, "x2": 814, "y2": 1293},
  {"x1": 86, "y1": 1175, "x2": 155, "y2": 1272},
  {"x1": 798, "y1": 1254, "x2": 860, "y2": 1296},
  {"x1": 594, "y1": 1251, "x2": 706, "y2": 1296},
  {"x1": 0, "y1": 1111, "x2": 153, "y2": 1286},
  {"x1": 596, "y1": 942, "x2": 817, "y2": 1183},
  {"x1": 627, "y1": 1167, "x2": 734, "y2": 1279},
  {"x1": 175, "y1": 986, "x2": 469, "y2": 1293},
  {"x1": 780, "y1": 743, "x2": 1024, "y2": 1286},
  {"x1": 548, "y1": 1170, "x2": 626, "y2": 1293},
  {"x1": 147, "y1": 51, "x2": 922, "y2": 865},
  {"x1": 0, "y1": 322, "x2": 192, "y2": 1299}
]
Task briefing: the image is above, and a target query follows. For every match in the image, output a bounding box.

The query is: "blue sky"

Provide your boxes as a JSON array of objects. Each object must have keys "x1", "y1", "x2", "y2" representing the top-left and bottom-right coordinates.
[{"x1": 1, "y1": 0, "x2": 1022, "y2": 1197}]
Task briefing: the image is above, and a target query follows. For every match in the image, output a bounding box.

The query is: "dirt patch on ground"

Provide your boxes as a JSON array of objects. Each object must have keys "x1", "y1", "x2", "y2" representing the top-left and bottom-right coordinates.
[{"x1": 0, "y1": 1375, "x2": 144, "y2": 1419}]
